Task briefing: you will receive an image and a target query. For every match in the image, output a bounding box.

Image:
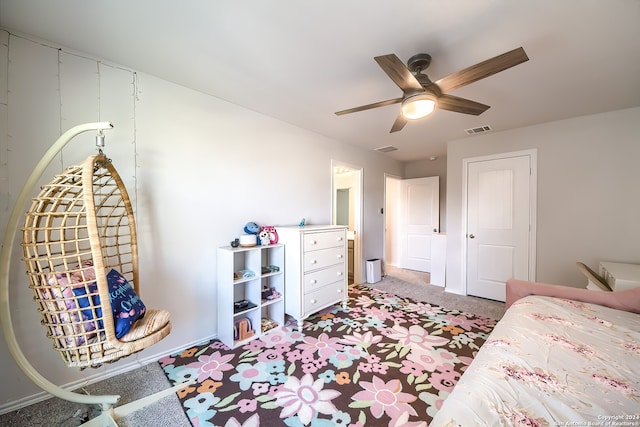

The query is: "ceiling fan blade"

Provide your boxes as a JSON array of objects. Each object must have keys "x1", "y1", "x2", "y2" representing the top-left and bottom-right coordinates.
[
  {"x1": 437, "y1": 94, "x2": 490, "y2": 115},
  {"x1": 435, "y1": 47, "x2": 529, "y2": 93},
  {"x1": 390, "y1": 113, "x2": 408, "y2": 133},
  {"x1": 335, "y1": 97, "x2": 402, "y2": 116},
  {"x1": 374, "y1": 54, "x2": 423, "y2": 93}
]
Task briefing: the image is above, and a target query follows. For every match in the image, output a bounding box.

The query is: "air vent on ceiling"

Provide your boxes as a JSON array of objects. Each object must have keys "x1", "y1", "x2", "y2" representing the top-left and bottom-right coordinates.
[
  {"x1": 465, "y1": 125, "x2": 493, "y2": 135},
  {"x1": 375, "y1": 145, "x2": 398, "y2": 153}
]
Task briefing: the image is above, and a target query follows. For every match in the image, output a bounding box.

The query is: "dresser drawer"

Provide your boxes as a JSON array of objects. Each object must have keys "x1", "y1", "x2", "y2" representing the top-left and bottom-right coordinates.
[
  {"x1": 303, "y1": 247, "x2": 345, "y2": 272},
  {"x1": 303, "y1": 282, "x2": 346, "y2": 314},
  {"x1": 303, "y1": 230, "x2": 346, "y2": 251},
  {"x1": 304, "y1": 263, "x2": 345, "y2": 293}
]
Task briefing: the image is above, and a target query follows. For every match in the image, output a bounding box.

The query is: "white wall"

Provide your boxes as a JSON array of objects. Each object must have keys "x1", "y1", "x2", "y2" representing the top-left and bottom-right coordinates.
[
  {"x1": 0, "y1": 30, "x2": 402, "y2": 411},
  {"x1": 445, "y1": 107, "x2": 640, "y2": 295}
]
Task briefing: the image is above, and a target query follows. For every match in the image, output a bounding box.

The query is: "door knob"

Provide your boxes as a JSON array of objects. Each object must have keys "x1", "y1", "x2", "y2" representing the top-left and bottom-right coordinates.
[{"x1": 469, "y1": 234, "x2": 475, "y2": 239}]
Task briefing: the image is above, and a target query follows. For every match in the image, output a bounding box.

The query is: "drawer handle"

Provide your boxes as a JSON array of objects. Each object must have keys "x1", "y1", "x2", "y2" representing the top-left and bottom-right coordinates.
[
  {"x1": 337, "y1": 289, "x2": 343, "y2": 293},
  {"x1": 337, "y1": 237, "x2": 343, "y2": 241},
  {"x1": 310, "y1": 299, "x2": 317, "y2": 304},
  {"x1": 311, "y1": 259, "x2": 317, "y2": 264},
  {"x1": 310, "y1": 279, "x2": 317, "y2": 284},
  {"x1": 337, "y1": 271, "x2": 343, "y2": 276},
  {"x1": 311, "y1": 240, "x2": 317, "y2": 245},
  {"x1": 337, "y1": 254, "x2": 343, "y2": 259}
]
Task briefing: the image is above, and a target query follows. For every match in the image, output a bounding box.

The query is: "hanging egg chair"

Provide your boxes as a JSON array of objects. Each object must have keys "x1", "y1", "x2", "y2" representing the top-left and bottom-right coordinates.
[
  {"x1": 0, "y1": 122, "x2": 189, "y2": 426},
  {"x1": 22, "y1": 151, "x2": 171, "y2": 367}
]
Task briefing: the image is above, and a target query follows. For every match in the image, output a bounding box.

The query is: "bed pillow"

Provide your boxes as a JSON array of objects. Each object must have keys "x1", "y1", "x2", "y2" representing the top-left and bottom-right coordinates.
[{"x1": 106, "y1": 269, "x2": 147, "y2": 338}]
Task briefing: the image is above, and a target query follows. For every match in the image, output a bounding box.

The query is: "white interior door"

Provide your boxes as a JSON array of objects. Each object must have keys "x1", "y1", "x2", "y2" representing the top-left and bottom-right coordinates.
[
  {"x1": 466, "y1": 154, "x2": 533, "y2": 301},
  {"x1": 399, "y1": 176, "x2": 439, "y2": 272}
]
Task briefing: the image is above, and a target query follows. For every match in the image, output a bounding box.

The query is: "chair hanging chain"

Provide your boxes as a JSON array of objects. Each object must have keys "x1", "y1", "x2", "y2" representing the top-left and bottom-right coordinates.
[
  {"x1": 94, "y1": 130, "x2": 112, "y2": 171},
  {"x1": 96, "y1": 129, "x2": 105, "y2": 151}
]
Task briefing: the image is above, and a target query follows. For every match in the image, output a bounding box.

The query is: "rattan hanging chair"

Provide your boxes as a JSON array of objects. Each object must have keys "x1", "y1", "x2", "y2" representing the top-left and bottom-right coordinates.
[
  {"x1": 22, "y1": 152, "x2": 171, "y2": 368},
  {"x1": 0, "y1": 122, "x2": 189, "y2": 426}
]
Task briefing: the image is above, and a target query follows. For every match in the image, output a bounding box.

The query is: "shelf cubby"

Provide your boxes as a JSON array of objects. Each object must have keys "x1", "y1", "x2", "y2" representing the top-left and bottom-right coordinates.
[{"x1": 217, "y1": 243, "x2": 284, "y2": 348}]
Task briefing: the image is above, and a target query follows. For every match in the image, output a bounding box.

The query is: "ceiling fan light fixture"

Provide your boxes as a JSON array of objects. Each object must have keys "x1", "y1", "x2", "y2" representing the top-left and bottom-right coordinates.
[{"x1": 401, "y1": 93, "x2": 437, "y2": 120}]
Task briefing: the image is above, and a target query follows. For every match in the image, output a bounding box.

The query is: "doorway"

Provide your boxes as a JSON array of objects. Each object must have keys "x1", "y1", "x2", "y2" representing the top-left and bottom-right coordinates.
[
  {"x1": 462, "y1": 150, "x2": 537, "y2": 301},
  {"x1": 332, "y1": 161, "x2": 363, "y2": 285}
]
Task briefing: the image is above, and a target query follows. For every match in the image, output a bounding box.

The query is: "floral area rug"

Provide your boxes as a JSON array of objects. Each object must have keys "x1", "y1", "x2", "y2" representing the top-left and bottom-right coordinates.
[{"x1": 159, "y1": 284, "x2": 497, "y2": 427}]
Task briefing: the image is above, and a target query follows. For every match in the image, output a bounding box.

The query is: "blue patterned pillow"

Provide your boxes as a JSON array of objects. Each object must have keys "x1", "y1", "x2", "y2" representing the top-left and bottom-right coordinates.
[
  {"x1": 106, "y1": 269, "x2": 147, "y2": 338},
  {"x1": 72, "y1": 283, "x2": 103, "y2": 329}
]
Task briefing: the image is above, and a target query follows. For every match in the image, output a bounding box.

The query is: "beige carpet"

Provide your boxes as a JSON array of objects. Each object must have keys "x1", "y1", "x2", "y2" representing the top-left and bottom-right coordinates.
[
  {"x1": 372, "y1": 265, "x2": 506, "y2": 320},
  {"x1": 0, "y1": 266, "x2": 504, "y2": 426}
]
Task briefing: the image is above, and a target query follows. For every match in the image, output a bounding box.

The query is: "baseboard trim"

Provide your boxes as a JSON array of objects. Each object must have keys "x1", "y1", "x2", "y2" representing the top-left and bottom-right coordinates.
[{"x1": 0, "y1": 333, "x2": 218, "y2": 416}]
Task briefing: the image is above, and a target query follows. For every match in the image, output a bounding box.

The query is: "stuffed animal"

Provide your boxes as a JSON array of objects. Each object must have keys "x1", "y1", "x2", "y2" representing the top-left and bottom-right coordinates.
[
  {"x1": 259, "y1": 228, "x2": 271, "y2": 246},
  {"x1": 261, "y1": 225, "x2": 279, "y2": 244},
  {"x1": 244, "y1": 222, "x2": 262, "y2": 244}
]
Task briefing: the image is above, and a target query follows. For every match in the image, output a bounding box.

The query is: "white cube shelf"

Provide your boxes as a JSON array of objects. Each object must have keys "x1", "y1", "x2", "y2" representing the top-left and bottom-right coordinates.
[{"x1": 217, "y1": 244, "x2": 285, "y2": 348}]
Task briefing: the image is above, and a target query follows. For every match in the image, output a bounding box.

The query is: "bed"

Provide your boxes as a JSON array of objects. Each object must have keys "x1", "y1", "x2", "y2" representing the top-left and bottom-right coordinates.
[{"x1": 430, "y1": 279, "x2": 640, "y2": 426}]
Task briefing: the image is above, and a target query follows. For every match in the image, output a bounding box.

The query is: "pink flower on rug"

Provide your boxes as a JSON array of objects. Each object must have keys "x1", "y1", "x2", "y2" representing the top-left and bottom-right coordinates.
[
  {"x1": 257, "y1": 348, "x2": 284, "y2": 363},
  {"x1": 251, "y1": 382, "x2": 270, "y2": 396},
  {"x1": 275, "y1": 373, "x2": 341, "y2": 425},
  {"x1": 445, "y1": 313, "x2": 479, "y2": 331},
  {"x1": 187, "y1": 351, "x2": 235, "y2": 382},
  {"x1": 224, "y1": 413, "x2": 260, "y2": 427},
  {"x1": 400, "y1": 359, "x2": 424, "y2": 376},
  {"x1": 428, "y1": 368, "x2": 460, "y2": 392},
  {"x1": 354, "y1": 294, "x2": 376, "y2": 308},
  {"x1": 411, "y1": 302, "x2": 445, "y2": 317},
  {"x1": 363, "y1": 305, "x2": 392, "y2": 320},
  {"x1": 243, "y1": 339, "x2": 265, "y2": 352},
  {"x1": 340, "y1": 330, "x2": 383, "y2": 349},
  {"x1": 297, "y1": 332, "x2": 344, "y2": 359},
  {"x1": 261, "y1": 328, "x2": 294, "y2": 348},
  {"x1": 237, "y1": 398, "x2": 257, "y2": 413},
  {"x1": 352, "y1": 376, "x2": 417, "y2": 422},
  {"x1": 389, "y1": 411, "x2": 428, "y2": 427},
  {"x1": 302, "y1": 358, "x2": 328, "y2": 374},
  {"x1": 385, "y1": 324, "x2": 449, "y2": 352},
  {"x1": 406, "y1": 349, "x2": 442, "y2": 373}
]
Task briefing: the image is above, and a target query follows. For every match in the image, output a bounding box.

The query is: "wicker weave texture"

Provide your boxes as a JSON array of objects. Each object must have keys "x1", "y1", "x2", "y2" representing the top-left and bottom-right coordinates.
[{"x1": 21, "y1": 154, "x2": 169, "y2": 368}]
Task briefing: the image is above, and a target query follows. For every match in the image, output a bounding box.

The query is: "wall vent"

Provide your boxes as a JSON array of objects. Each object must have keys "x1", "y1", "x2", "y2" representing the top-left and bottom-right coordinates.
[
  {"x1": 375, "y1": 145, "x2": 398, "y2": 153},
  {"x1": 465, "y1": 125, "x2": 492, "y2": 135}
]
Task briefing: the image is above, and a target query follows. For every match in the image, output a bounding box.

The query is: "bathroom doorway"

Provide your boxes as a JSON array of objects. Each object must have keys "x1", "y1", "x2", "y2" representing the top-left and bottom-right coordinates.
[{"x1": 331, "y1": 161, "x2": 363, "y2": 285}]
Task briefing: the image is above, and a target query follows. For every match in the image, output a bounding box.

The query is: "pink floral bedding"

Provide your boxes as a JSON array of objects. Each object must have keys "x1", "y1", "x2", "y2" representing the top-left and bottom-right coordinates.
[{"x1": 430, "y1": 295, "x2": 640, "y2": 426}]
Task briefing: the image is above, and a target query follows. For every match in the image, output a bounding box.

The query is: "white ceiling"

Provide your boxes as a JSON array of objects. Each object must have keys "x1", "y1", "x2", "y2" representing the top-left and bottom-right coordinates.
[{"x1": 1, "y1": 0, "x2": 639, "y2": 162}]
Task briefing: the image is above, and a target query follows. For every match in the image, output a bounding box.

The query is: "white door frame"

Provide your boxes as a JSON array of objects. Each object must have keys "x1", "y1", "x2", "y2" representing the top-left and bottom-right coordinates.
[
  {"x1": 461, "y1": 149, "x2": 537, "y2": 296},
  {"x1": 384, "y1": 173, "x2": 403, "y2": 269},
  {"x1": 331, "y1": 160, "x2": 363, "y2": 284}
]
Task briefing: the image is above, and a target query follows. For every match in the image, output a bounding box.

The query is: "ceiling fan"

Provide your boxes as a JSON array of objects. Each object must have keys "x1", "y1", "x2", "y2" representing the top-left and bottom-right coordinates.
[{"x1": 335, "y1": 47, "x2": 529, "y2": 133}]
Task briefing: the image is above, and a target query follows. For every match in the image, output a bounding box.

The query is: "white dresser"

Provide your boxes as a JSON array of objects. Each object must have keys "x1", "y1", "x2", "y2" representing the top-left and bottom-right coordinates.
[{"x1": 276, "y1": 225, "x2": 348, "y2": 330}]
